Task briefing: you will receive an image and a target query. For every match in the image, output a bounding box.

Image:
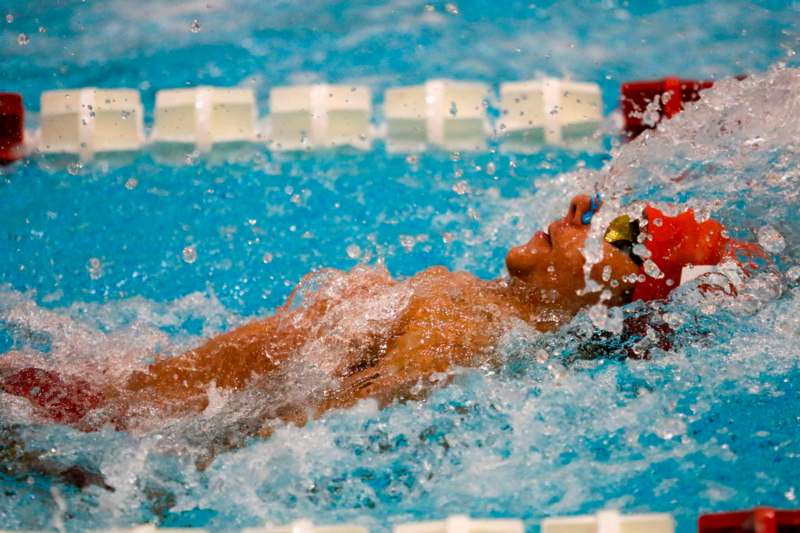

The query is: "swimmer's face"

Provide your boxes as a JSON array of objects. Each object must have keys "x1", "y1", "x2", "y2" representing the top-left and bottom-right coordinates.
[{"x1": 505, "y1": 195, "x2": 640, "y2": 310}]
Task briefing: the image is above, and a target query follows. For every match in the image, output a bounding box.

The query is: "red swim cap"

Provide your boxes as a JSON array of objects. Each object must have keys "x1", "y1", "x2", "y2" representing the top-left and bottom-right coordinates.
[{"x1": 632, "y1": 205, "x2": 729, "y2": 302}]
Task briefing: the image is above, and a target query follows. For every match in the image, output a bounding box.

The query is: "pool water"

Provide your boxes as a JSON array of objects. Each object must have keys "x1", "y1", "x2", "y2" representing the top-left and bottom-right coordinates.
[{"x1": 1, "y1": 1, "x2": 800, "y2": 531}]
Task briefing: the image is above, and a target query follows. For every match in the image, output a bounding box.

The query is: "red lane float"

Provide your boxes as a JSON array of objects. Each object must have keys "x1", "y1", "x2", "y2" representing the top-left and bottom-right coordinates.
[
  {"x1": 0, "y1": 92, "x2": 25, "y2": 164},
  {"x1": 699, "y1": 507, "x2": 800, "y2": 533},
  {"x1": 621, "y1": 77, "x2": 714, "y2": 139}
]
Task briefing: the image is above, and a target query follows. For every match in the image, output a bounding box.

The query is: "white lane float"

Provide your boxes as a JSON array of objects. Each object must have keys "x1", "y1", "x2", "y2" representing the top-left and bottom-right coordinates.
[
  {"x1": 39, "y1": 88, "x2": 144, "y2": 161},
  {"x1": 383, "y1": 79, "x2": 490, "y2": 152},
  {"x1": 243, "y1": 519, "x2": 368, "y2": 533},
  {"x1": 267, "y1": 84, "x2": 372, "y2": 150},
  {"x1": 541, "y1": 510, "x2": 675, "y2": 533},
  {"x1": 151, "y1": 86, "x2": 258, "y2": 152},
  {"x1": 499, "y1": 78, "x2": 602, "y2": 152},
  {"x1": 88, "y1": 527, "x2": 205, "y2": 533},
  {"x1": 394, "y1": 515, "x2": 524, "y2": 533}
]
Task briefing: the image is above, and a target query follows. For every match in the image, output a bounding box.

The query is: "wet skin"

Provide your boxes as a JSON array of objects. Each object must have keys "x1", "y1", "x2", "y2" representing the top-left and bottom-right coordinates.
[{"x1": 101, "y1": 194, "x2": 640, "y2": 435}]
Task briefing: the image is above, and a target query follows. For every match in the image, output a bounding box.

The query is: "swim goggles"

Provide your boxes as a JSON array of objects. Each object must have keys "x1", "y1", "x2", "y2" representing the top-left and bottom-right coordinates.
[
  {"x1": 603, "y1": 214, "x2": 643, "y2": 266},
  {"x1": 581, "y1": 193, "x2": 644, "y2": 266}
]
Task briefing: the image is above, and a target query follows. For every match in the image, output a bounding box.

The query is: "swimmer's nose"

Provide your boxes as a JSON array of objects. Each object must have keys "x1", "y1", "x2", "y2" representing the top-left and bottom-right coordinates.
[{"x1": 566, "y1": 194, "x2": 600, "y2": 226}]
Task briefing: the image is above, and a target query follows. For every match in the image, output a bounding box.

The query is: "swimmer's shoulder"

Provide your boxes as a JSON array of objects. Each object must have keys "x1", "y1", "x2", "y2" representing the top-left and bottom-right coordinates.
[{"x1": 414, "y1": 265, "x2": 480, "y2": 284}]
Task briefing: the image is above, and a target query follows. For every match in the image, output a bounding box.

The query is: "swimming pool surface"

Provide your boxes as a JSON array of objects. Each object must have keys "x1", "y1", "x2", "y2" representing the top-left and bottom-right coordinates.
[{"x1": 1, "y1": 1, "x2": 800, "y2": 531}]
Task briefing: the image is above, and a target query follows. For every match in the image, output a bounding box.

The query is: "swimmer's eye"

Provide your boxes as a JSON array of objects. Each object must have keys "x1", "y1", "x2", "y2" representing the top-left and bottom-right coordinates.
[{"x1": 604, "y1": 215, "x2": 643, "y2": 266}]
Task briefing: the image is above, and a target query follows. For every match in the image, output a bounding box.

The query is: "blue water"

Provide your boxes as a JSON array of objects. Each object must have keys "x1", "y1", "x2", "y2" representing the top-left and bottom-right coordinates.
[{"x1": 1, "y1": 1, "x2": 800, "y2": 532}]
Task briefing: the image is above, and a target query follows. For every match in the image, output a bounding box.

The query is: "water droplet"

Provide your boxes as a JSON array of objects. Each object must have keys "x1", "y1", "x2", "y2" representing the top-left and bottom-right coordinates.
[
  {"x1": 449, "y1": 151, "x2": 461, "y2": 162},
  {"x1": 633, "y1": 243, "x2": 652, "y2": 259},
  {"x1": 5, "y1": 13, "x2": 13, "y2": 23},
  {"x1": 38, "y1": 26, "x2": 46, "y2": 33},
  {"x1": 452, "y1": 180, "x2": 470, "y2": 195},
  {"x1": 262, "y1": 252, "x2": 273, "y2": 264},
  {"x1": 399, "y1": 235, "x2": 416, "y2": 252},
  {"x1": 643, "y1": 259, "x2": 664, "y2": 279},
  {"x1": 405, "y1": 154, "x2": 418, "y2": 165},
  {"x1": 485, "y1": 161, "x2": 496, "y2": 176},
  {"x1": 182, "y1": 245, "x2": 197, "y2": 264},
  {"x1": 87, "y1": 258, "x2": 103, "y2": 280},
  {"x1": 66, "y1": 162, "x2": 82, "y2": 175},
  {"x1": 602, "y1": 265, "x2": 611, "y2": 282},
  {"x1": 445, "y1": 2, "x2": 459, "y2": 15},
  {"x1": 535, "y1": 349, "x2": 549, "y2": 363},
  {"x1": 16, "y1": 33, "x2": 29, "y2": 45},
  {"x1": 189, "y1": 19, "x2": 201, "y2": 33},
  {"x1": 786, "y1": 265, "x2": 800, "y2": 284},
  {"x1": 346, "y1": 244, "x2": 362, "y2": 259},
  {"x1": 652, "y1": 217, "x2": 663, "y2": 227},
  {"x1": 124, "y1": 177, "x2": 138, "y2": 190},
  {"x1": 757, "y1": 225, "x2": 786, "y2": 254}
]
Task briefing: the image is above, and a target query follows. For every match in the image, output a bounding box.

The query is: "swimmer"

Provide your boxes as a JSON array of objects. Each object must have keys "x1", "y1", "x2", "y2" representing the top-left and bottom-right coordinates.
[{"x1": 0, "y1": 195, "x2": 761, "y2": 441}]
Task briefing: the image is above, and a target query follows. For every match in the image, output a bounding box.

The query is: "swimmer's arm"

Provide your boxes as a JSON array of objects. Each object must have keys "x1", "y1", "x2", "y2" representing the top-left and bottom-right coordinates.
[{"x1": 124, "y1": 310, "x2": 313, "y2": 406}]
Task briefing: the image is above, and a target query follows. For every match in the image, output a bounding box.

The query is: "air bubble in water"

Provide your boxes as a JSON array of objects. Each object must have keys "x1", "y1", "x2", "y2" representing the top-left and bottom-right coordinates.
[
  {"x1": 485, "y1": 161, "x2": 496, "y2": 175},
  {"x1": 445, "y1": 3, "x2": 459, "y2": 15},
  {"x1": 17, "y1": 33, "x2": 29, "y2": 45},
  {"x1": 346, "y1": 244, "x2": 362, "y2": 259},
  {"x1": 124, "y1": 177, "x2": 138, "y2": 190},
  {"x1": 189, "y1": 19, "x2": 201, "y2": 33},
  {"x1": 66, "y1": 162, "x2": 82, "y2": 175},
  {"x1": 757, "y1": 225, "x2": 786, "y2": 254},
  {"x1": 405, "y1": 154, "x2": 418, "y2": 165},
  {"x1": 5, "y1": 13, "x2": 13, "y2": 23},
  {"x1": 182, "y1": 245, "x2": 198, "y2": 264},
  {"x1": 262, "y1": 252, "x2": 273, "y2": 264}
]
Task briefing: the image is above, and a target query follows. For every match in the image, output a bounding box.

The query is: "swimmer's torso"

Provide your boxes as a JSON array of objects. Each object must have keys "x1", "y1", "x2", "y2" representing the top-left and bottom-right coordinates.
[{"x1": 113, "y1": 266, "x2": 536, "y2": 431}]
